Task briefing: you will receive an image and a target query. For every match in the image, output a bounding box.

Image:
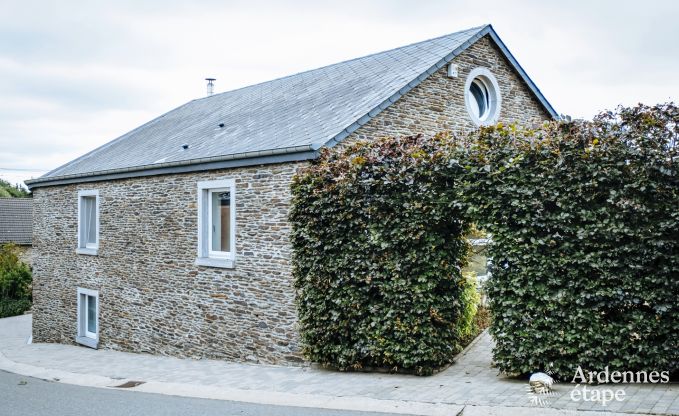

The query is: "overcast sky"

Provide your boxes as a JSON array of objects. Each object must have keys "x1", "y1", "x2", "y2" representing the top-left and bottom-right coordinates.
[{"x1": 1, "y1": 0, "x2": 677, "y2": 186}]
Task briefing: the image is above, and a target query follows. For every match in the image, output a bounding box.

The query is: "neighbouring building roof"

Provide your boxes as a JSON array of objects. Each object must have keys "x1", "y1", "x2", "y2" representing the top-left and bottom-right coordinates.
[
  {"x1": 27, "y1": 24, "x2": 557, "y2": 189},
  {"x1": 0, "y1": 198, "x2": 32, "y2": 245}
]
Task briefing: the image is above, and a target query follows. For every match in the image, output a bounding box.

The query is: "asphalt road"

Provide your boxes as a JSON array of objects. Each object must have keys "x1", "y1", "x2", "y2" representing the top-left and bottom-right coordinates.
[{"x1": 0, "y1": 370, "x2": 408, "y2": 416}]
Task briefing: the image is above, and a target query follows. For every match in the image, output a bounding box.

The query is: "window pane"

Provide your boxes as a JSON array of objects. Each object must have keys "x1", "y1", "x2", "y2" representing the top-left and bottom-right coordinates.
[
  {"x1": 211, "y1": 191, "x2": 231, "y2": 252},
  {"x1": 82, "y1": 196, "x2": 96, "y2": 245},
  {"x1": 470, "y1": 80, "x2": 487, "y2": 118},
  {"x1": 87, "y1": 295, "x2": 97, "y2": 334}
]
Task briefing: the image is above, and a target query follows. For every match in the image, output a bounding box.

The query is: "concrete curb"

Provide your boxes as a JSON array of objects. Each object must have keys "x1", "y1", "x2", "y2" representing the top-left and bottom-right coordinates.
[
  {"x1": 0, "y1": 348, "x2": 651, "y2": 416},
  {"x1": 461, "y1": 405, "x2": 650, "y2": 416},
  {"x1": 0, "y1": 348, "x2": 463, "y2": 415},
  {"x1": 0, "y1": 317, "x2": 656, "y2": 416}
]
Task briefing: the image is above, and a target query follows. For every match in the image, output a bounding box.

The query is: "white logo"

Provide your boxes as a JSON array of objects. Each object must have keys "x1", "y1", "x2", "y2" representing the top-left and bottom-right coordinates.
[{"x1": 569, "y1": 366, "x2": 670, "y2": 407}]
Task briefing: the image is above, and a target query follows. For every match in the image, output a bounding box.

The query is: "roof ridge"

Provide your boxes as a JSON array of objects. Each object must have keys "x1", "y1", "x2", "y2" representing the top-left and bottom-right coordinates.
[{"x1": 195, "y1": 25, "x2": 488, "y2": 102}]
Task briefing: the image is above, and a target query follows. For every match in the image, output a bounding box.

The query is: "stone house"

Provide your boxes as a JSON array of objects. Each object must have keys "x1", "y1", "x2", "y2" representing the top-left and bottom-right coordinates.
[
  {"x1": 26, "y1": 25, "x2": 557, "y2": 363},
  {"x1": 0, "y1": 198, "x2": 33, "y2": 266}
]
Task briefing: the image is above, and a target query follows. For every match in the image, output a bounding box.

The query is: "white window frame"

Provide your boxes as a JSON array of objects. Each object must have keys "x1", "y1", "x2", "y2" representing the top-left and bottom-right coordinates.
[
  {"x1": 196, "y1": 179, "x2": 236, "y2": 268},
  {"x1": 464, "y1": 67, "x2": 502, "y2": 127},
  {"x1": 76, "y1": 287, "x2": 99, "y2": 349},
  {"x1": 76, "y1": 189, "x2": 99, "y2": 255}
]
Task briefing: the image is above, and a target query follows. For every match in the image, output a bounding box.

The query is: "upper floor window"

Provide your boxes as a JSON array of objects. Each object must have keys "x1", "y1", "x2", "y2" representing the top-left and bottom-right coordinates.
[
  {"x1": 77, "y1": 190, "x2": 99, "y2": 255},
  {"x1": 196, "y1": 179, "x2": 236, "y2": 268},
  {"x1": 465, "y1": 67, "x2": 501, "y2": 126}
]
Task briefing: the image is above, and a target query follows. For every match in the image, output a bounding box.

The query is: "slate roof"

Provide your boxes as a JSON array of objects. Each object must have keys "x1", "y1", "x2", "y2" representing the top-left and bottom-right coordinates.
[
  {"x1": 0, "y1": 198, "x2": 32, "y2": 245},
  {"x1": 27, "y1": 24, "x2": 556, "y2": 188}
]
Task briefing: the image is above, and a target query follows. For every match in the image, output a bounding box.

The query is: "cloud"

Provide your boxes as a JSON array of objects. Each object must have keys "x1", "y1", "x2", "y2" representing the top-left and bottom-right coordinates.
[{"x1": 0, "y1": 0, "x2": 677, "y2": 184}]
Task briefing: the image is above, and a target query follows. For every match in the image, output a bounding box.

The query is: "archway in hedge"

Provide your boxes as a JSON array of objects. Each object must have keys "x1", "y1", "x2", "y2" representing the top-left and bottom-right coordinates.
[{"x1": 290, "y1": 104, "x2": 679, "y2": 378}]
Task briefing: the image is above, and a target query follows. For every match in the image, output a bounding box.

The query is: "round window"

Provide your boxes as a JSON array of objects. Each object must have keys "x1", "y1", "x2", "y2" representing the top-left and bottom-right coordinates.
[{"x1": 464, "y1": 68, "x2": 501, "y2": 126}]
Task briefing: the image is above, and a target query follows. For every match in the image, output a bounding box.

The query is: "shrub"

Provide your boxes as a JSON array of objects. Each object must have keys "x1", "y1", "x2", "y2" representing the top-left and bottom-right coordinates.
[
  {"x1": 290, "y1": 134, "x2": 474, "y2": 375},
  {"x1": 457, "y1": 272, "x2": 480, "y2": 339},
  {"x1": 0, "y1": 299, "x2": 31, "y2": 319},
  {"x1": 462, "y1": 104, "x2": 679, "y2": 378},
  {"x1": 0, "y1": 243, "x2": 32, "y2": 317}
]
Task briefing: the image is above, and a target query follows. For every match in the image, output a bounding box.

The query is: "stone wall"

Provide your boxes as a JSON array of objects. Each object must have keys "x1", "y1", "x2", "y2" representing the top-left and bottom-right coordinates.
[
  {"x1": 340, "y1": 35, "x2": 551, "y2": 147},
  {"x1": 31, "y1": 34, "x2": 552, "y2": 365},
  {"x1": 32, "y1": 162, "x2": 306, "y2": 364}
]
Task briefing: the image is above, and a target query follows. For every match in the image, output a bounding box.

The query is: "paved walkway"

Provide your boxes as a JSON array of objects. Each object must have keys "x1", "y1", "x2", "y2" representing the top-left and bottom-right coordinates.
[{"x1": 0, "y1": 315, "x2": 677, "y2": 415}]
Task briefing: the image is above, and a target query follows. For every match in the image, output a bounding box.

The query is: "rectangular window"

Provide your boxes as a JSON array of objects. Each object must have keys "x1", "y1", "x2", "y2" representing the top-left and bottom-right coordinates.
[
  {"x1": 77, "y1": 190, "x2": 99, "y2": 255},
  {"x1": 196, "y1": 179, "x2": 236, "y2": 268},
  {"x1": 209, "y1": 189, "x2": 232, "y2": 254},
  {"x1": 76, "y1": 288, "x2": 99, "y2": 348}
]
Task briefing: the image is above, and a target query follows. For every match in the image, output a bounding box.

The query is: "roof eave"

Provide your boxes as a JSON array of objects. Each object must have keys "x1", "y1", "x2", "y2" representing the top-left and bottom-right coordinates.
[
  {"x1": 484, "y1": 26, "x2": 559, "y2": 119},
  {"x1": 26, "y1": 145, "x2": 318, "y2": 189}
]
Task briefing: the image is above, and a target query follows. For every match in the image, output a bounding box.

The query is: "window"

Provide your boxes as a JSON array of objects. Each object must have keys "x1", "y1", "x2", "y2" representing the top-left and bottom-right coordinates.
[
  {"x1": 77, "y1": 190, "x2": 99, "y2": 255},
  {"x1": 196, "y1": 179, "x2": 236, "y2": 268},
  {"x1": 469, "y1": 79, "x2": 490, "y2": 119},
  {"x1": 76, "y1": 288, "x2": 99, "y2": 348},
  {"x1": 464, "y1": 67, "x2": 501, "y2": 126}
]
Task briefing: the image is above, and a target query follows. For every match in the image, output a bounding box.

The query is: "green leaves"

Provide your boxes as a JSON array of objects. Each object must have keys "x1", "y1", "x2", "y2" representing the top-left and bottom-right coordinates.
[
  {"x1": 290, "y1": 133, "x2": 475, "y2": 375},
  {"x1": 0, "y1": 243, "x2": 32, "y2": 318},
  {"x1": 463, "y1": 104, "x2": 679, "y2": 379},
  {"x1": 290, "y1": 103, "x2": 679, "y2": 378}
]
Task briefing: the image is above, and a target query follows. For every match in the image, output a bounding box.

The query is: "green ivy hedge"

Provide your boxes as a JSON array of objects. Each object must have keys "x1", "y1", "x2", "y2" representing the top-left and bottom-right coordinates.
[
  {"x1": 462, "y1": 104, "x2": 679, "y2": 378},
  {"x1": 290, "y1": 134, "x2": 475, "y2": 375}
]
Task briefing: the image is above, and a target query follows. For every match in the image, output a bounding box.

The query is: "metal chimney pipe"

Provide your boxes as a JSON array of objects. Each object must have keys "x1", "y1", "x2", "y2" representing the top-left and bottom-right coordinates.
[{"x1": 205, "y1": 78, "x2": 216, "y2": 96}]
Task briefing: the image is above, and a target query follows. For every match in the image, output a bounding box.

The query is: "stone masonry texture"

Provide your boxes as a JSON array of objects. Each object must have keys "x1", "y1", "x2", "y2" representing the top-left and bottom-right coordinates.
[
  {"x1": 32, "y1": 34, "x2": 551, "y2": 365},
  {"x1": 340, "y1": 35, "x2": 551, "y2": 147},
  {"x1": 32, "y1": 163, "x2": 306, "y2": 364}
]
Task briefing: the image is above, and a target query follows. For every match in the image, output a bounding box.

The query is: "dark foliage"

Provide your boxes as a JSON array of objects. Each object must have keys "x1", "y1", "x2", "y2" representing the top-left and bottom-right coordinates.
[
  {"x1": 0, "y1": 243, "x2": 32, "y2": 318},
  {"x1": 462, "y1": 104, "x2": 679, "y2": 378},
  {"x1": 291, "y1": 103, "x2": 678, "y2": 379},
  {"x1": 290, "y1": 133, "x2": 476, "y2": 375}
]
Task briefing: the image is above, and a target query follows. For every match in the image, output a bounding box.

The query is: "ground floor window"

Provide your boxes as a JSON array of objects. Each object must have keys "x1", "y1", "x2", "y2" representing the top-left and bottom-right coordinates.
[
  {"x1": 76, "y1": 288, "x2": 99, "y2": 348},
  {"x1": 196, "y1": 179, "x2": 236, "y2": 268}
]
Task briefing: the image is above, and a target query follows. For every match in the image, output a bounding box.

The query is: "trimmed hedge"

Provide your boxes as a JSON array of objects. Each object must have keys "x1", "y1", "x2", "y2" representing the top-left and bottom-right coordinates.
[
  {"x1": 462, "y1": 104, "x2": 679, "y2": 378},
  {"x1": 290, "y1": 134, "x2": 474, "y2": 375},
  {"x1": 291, "y1": 103, "x2": 678, "y2": 378}
]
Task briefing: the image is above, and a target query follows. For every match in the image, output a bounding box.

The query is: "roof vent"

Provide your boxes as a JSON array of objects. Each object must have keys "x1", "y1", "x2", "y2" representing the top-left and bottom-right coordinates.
[
  {"x1": 205, "y1": 78, "x2": 216, "y2": 96},
  {"x1": 182, "y1": 144, "x2": 189, "y2": 150}
]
